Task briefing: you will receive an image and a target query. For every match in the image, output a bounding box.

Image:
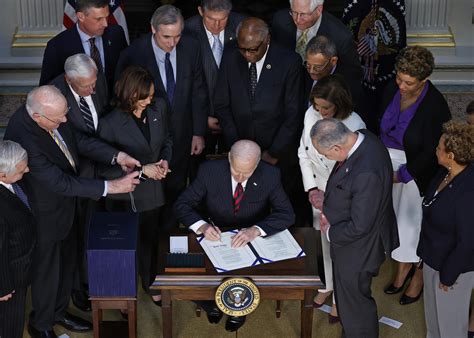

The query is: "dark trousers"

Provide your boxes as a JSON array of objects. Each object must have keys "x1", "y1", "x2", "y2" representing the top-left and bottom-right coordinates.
[
  {"x1": 333, "y1": 261, "x2": 380, "y2": 338},
  {"x1": 0, "y1": 287, "x2": 27, "y2": 338},
  {"x1": 137, "y1": 207, "x2": 161, "y2": 295},
  {"x1": 30, "y1": 227, "x2": 77, "y2": 331}
]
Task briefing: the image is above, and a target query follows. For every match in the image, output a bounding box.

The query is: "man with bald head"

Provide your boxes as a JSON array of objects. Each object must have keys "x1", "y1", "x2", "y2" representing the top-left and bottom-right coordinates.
[
  {"x1": 174, "y1": 140, "x2": 294, "y2": 331},
  {"x1": 4, "y1": 85, "x2": 140, "y2": 337},
  {"x1": 214, "y1": 17, "x2": 306, "y2": 226}
]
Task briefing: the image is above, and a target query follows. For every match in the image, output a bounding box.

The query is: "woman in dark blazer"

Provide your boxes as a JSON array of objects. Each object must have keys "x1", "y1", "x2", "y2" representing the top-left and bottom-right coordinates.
[
  {"x1": 99, "y1": 66, "x2": 172, "y2": 305},
  {"x1": 0, "y1": 140, "x2": 35, "y2": 338},
  {"x1": 380, "y1": 46, "x2": 451, "y2": 305},
  {"x1": 418, "y1": 121, "x2": 474, "y2": 338}
]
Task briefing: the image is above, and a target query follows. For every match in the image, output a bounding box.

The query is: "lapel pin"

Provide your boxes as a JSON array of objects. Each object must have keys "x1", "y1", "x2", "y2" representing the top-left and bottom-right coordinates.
[
  {"x1": 108, "y1": 40, "x2": 112, "y2": 46},
  {"x1": 266, "y1": 64, "x2": 271, "y2": 70},
  {"x1": 229, "y1": 37, "x2": 233, "y2": 40},
  {"x1": 345, "y1": 168, "x2": 349, "y2": 173},
  {"x1": 153, "y1": 118, "x2": 157, "y2": 122},
  {"x1": 253, "y1": 182, "x2": 257, "y2": 186}
]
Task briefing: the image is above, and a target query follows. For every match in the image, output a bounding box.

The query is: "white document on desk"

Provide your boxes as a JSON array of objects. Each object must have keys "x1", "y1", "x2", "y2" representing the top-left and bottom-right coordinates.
[
  {"x1": 251, "y1": 229, "x2": 306, "y2": 262},
  {"x1": 198, "y1": 230, "x2": 258, "y2": 273}
]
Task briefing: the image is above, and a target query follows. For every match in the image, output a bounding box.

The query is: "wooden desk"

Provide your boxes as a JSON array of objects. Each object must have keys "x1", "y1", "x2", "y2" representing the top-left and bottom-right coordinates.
[{"x1": 152, "y1": 228, "x2": 322, "y2": 338}]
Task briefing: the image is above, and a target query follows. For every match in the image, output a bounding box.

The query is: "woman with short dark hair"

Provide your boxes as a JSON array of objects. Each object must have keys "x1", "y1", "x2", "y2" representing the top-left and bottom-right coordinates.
[
  {"x1": 380, "y1": 46, "x2": 451, "y2": 305},
  {"x1": 298, "y1": 74, "x2": 365, "y2": 322},
  {"x1": 99, "y1": 65, "x2": 172, "y2": 305},
  {"x1": 418, "y1": 120, "x2": 474, "y2": 337}
]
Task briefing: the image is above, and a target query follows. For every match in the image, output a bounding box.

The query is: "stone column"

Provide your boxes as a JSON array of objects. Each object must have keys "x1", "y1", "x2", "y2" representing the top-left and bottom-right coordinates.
[
  {"x1": 12, "y1": 0, "x2": 63, "y2": 56},
  {"x1": 405, "y1": 0, "x2": 455, "y2": 48}
]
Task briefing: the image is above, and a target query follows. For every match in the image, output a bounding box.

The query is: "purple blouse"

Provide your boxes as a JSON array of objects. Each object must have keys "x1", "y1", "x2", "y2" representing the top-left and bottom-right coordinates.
[{"x1": 380, "y1": 83, "x2": 429, "y2": 183}]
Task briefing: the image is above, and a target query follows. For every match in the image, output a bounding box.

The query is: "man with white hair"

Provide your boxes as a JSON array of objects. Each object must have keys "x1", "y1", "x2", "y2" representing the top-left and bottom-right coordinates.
[
  {"x1": 0, "y1": 140, "x2": 35, "y2": 338},
  {"x1": 272, "y1": 0, "x2": 361, "y2": 87},
  {"x1": 4, "y1": 85, "x2": 140, "y2": 338},
  {"x1": 116, "y1": 4, "x2": 208, "y2": 230},
  {"x1": 310, "y1": 118, "x2": 398, "y2": 337},
  {"x1": 174, "y1": 140, "x2": 294, "y2": 332},
  {"x1": 50, "y1": 53, "x2": 110, "y2": 312}
]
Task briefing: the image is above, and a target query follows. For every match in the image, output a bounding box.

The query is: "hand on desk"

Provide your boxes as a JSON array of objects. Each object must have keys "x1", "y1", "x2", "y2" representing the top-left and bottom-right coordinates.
[
  {"x1": 231, "y1": 226, "x2": 261, "y2": 248},
  {"x1": 199, "y1": 223, "x2": 222, "y2": 241}
]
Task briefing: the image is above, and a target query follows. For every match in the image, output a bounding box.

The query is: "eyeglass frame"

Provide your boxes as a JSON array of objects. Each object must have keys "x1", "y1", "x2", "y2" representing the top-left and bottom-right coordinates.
[
  {"x1": 237, "y1": 35, "x2": 268, "y2": 54},
  {"x1": 39, "y1": 108, "x2": 69, "y2": 125},
  {"x1": 303, "y1": 58, "x2": 331, "y2": 72},
  {"x1": 288, "y1": 6, "x2": 319, "y2": 20}
]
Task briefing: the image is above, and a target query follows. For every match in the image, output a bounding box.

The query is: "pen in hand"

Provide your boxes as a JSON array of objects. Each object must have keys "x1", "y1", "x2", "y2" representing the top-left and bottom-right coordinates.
[{"x1": 208, "y1": 217, "x2": 223, "y2": 243}]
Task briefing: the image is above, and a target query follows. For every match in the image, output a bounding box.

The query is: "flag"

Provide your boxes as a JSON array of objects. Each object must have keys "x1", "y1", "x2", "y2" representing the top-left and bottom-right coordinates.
[
  {"x1": 63, "y1": 0, "x2": 130, "y2": 44},
  {"x1": 342, "y1": 0, "x2": 406, "y2": 90}
]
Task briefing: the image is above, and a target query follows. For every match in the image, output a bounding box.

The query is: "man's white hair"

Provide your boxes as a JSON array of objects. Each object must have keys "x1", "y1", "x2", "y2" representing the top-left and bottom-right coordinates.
[
  {"x1": 25, "y1": 85, "x2": 67, "y2": 118},
  {"x1": 289, "y1": 0, "x2": 324, "y2": 11},
  {"x1": 64, "y1": 53, "x2": 97, "y2": 80}
]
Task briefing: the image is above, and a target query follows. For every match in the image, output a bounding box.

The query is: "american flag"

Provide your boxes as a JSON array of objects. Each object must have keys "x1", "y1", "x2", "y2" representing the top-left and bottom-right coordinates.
[{"x1": 63, "y1": 0, "x2": 130, "y2": 43}]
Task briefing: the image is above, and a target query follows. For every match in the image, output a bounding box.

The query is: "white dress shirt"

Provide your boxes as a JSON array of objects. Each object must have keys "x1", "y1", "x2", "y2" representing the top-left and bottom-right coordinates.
[
  {"x1": 76, "y1": 24, "x2": 105, "y2": 71},
  {"x1": 248, "y1": 44, "x2": 270, "y2": 82}
]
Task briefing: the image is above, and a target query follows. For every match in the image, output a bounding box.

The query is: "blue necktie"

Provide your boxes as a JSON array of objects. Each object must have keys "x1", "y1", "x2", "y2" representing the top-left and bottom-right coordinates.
[
  {"x1": 165, "y1": 52, "x2": 175, "y2": 103},
  {"x1": 211, "y1": 34, "x2": 223, "y2": 67},
  {"x1": 12, "y1": 183, "x2": 30, "y2": 210}
]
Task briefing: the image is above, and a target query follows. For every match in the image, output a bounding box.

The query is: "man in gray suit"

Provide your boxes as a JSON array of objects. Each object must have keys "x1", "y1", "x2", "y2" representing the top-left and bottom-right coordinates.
[
  {"x1": 310, "y1": 119, "x2": 398, "y2": 337},
  {"x1": 50, "y1": 53, "x2": 110, "y2": 312},
  {"x1": 184, "y1": 0, "x2": 245, "y2": 154}
]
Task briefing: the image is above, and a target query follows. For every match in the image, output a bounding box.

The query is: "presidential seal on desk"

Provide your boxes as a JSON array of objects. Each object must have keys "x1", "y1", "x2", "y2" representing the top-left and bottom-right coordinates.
[{"x1": 215, "y1": 278, "x2": 260, "y2": 316}]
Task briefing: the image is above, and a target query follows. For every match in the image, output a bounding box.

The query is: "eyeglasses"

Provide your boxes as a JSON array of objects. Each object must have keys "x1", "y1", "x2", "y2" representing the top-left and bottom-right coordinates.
[
  {"x1": 237, "y1": 37, "x2": 267, "y2": 54},
  {"x1": 289, "y1": 6, "x2": 318, "y2": 20},
  {"x1": 40, "y1": 110, "x2": 68, "y2": 125},
  {"x1": 303, "y1": 59, "x2": 331, "y2": 72}
]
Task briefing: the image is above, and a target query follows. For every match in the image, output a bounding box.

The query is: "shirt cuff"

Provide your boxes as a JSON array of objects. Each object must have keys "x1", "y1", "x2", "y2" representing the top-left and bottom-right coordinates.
[
  {"x1": 397, "y1": 164, "x2": 413, "y2": 183},
  {"x1": 189, "y1": 220, "x2": 207, "y2": 234},
  {"x1": 103, "y1": 181, "x2": 108, "y2": 197},
  {"x1": 254, "y1": 225, "x2": 267, "y2": 237}
]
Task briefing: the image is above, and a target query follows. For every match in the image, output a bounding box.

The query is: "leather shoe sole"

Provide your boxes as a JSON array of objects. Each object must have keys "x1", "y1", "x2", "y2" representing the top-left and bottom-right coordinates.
[
  {"x1": 54, "y1": 312, "x2": 92, "y2": 332},
  {"x1": 27, "y1": 324, "x2": 58, "y2": 338},
  {"x1": 225, "y1": 315, "x2": 246, "y2": 332}
]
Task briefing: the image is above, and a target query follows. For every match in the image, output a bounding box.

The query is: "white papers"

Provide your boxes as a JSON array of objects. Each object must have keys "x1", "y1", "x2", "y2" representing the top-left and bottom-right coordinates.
[
  {"x1": 252, "y1": 229, "x2": 306, "y2": 262},
  {"x1": 170, "y1": 236, "x2": 188, "y2": 253},
  {"x1": 199, "y1": 231, "x2": 258, "y2": 272},
  {"x1": 379, "y1": 316, "x2": 403, "y2": 329},
  {"x1": 317, "y1": 304, "x2": 332, "y2": 314}
]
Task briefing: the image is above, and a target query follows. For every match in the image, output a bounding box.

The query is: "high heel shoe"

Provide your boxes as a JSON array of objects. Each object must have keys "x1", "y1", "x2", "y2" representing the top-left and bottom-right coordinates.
[
  {"x1": 384, "y1": 265, "x2": 415, "y2": 294},
  {"x1": 399, "y1": 287, "x2": 423, "y2": 305}
]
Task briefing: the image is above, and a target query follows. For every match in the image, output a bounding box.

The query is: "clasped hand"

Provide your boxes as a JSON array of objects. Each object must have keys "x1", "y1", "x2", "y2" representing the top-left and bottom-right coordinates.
[
  {"x1": 142, "y1": 160, "x2": 170, "y2": 180},
  {"x1": 309, "y1": 189, "x2": 324, "y2": 210}
]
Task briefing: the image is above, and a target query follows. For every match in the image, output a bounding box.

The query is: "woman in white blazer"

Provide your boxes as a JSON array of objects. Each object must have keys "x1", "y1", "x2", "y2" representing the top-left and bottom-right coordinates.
[{"x1": 298, "y1": 74, "x2": 366, "y2": 323}]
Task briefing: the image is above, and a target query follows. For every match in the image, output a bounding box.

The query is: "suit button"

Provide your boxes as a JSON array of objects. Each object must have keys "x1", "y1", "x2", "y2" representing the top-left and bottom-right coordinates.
[
  {"x1": 305, "y1": 146, "x2": 308, "y2": 150},
  {"x1": 313, "y1": 174, "x2": 316, "y2": 178}
]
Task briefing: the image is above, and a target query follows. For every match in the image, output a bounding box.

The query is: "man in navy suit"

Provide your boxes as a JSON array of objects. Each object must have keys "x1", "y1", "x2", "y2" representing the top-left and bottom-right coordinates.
[
  {"x1": 214, "y1": 17, "x2": 307, "y2": 226},
  {"x1": 4, "y1": 85, "x2": 140, "y2": 338},
  {"x1": 40, "y1": 0, "x2": 128, "y2": 92},
  {"x1": 116, "y1": 4, "x2": 208, "y2": 229},
  {"x1": 311, "y1": 119, "x2": 398, "y2": 337},
  {"x1": 174, "y1": 140, "x2": 294, "y2": 331},
  {"x1": 184, "y1": 0, "x2": 245, "y2": 155}
]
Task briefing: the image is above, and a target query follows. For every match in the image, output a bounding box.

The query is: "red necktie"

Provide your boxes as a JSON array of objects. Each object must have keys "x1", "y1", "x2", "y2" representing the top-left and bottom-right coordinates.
[{"x1": 233, "y1": 183, "x2": 244, "y2": 214}]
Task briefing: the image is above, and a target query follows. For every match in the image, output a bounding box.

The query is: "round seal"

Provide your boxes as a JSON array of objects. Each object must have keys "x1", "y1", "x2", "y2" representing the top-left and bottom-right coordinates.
[{"x1": 215, "y1": 278, "x2": 260, "y2": 317}]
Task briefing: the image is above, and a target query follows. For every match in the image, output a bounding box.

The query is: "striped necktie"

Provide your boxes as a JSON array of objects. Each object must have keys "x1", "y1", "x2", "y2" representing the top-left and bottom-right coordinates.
[
  {"x1": 295, "y1": 29, "x2": 309, "y2": 60},
  {"x1": 79, "y1": 96, "x2": 95, "y2": 132},
  {"x1": 12, "y1": 183, "x2": 30, "y2": 210},
  {"x1": 49, "y1": 130, "x2": 77, "y2": 172},
  {"x1": 89, "y1": 37, "x2": 104, "y2": 73},
  {"x1": 249, "y1": 63, "x2": 257, "y2": 98},
  {"x1": 233, "y1": 183, "x2": 244, "y2": 214}
]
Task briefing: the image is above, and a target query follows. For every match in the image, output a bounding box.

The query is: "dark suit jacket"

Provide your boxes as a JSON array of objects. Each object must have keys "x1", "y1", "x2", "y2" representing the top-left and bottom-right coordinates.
[
  {"x1": 0, "y1": 184, "x2": 36, "y2": 295},
  {"x1": 4, "y1": 106, "x2": 117, "y2": 242},
  {"x1": 98, "y1": 100, "x2": 173, "y2": 212},
  {"x1": 184, "y1": 12, "x2": 245, "y2": 115},
  {"x1": 40, "y1": 24, "x2": 127, "y2": 91},
  {"x1": 174, "y1": 160, "x2": 294, "y2": 236},
  {"x1": 417, "y1": 165, "x2": 474, "y2": 286},
  {"x1": 115, "y1": 34, "x2": 208, "y2": 170},
  {"x1": 380, "y1": 80, "x2": 451, "y2": 195},
  {"x1": 324, "y1": 130, "x2": 399, "y2": 272},
  {"x1": 214, "y1": 42, "x2": 303, "y2": 160},
  {"x1": 50, "y1": 72, "x2": 109, "y2": 178},
  {"x1": 271, "y1": 10, "x2": 361, "y2": 103}
]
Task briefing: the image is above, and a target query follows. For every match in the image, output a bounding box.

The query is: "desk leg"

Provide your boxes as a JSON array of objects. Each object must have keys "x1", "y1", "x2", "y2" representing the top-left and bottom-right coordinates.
[
  {"x1": 92, "y1": 302, "x2": 100, "y2": 338},
  {"x1": 128, "y1": 299, "x2": 137, "y2": 338},
  {"x1": 162, "y1": 290, "x2": 172, "y2": 338},
  {"x1": 301, "y1": 290, "x2": 314, "y2": 338}
]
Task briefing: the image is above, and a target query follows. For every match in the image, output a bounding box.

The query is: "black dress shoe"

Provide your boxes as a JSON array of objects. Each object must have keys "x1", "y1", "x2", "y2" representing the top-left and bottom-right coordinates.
[
  {"x1": 384, "y1": 265, "x2": 415, "y2": 294},
  {"x1": 206, "y1": 306, "x2": 224, "y2": 324},
  {"x1": 399, "y1": 288, "x2": 423, "y2": 305},
  {"x1": 71, "y1": 290, "x2": 91, "y2": 312},
  {"x1": 54, "y1": 312, "x2": 92, "y2": 332},
  {"x1": 153, "y1": 300, "x2": 162, "y2": 307},
  {"x1": 225, "y1": 315, "x2": 246, "y2": 332},
  {"x1": 27, "y1": 324, "x2": 57, "y2": 338}
]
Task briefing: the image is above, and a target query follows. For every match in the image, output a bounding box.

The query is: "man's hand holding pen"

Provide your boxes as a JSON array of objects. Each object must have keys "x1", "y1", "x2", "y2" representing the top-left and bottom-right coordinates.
[{"x1": 199, "y1": 221, "x2": 222, "y2": 242}]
